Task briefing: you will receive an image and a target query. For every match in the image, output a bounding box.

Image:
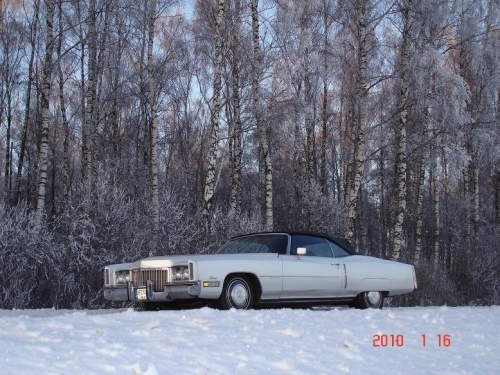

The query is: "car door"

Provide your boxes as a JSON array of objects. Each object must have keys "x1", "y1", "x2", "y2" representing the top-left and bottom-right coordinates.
[{"x1": 280, "y1": 234, "x2": 342, "y2": 299}]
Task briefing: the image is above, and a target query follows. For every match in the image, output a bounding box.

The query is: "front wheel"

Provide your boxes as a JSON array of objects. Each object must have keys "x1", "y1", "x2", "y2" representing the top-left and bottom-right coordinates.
[
  {"x1": 354, "y1": 291, "x2": 384, "y2": 309},
  {"x1": 218, "y1": 275, "x2": 255, "y2": 310}
]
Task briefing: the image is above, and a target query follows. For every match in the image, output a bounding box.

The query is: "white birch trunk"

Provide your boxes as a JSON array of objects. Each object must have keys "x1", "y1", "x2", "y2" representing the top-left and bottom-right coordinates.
[
  {"x1": 495, "y1": 171, "x2": 500, "y2": 231},
  {"x1": 431, "y1": 138, "x2": 440, "y2": 271},
  {"x1": 34, "y1": 0, "x2": 55, "y2": 227},
  {"x1": 293, "y1": 96, "x2": 302, "y2": 212},
  {"x1": 252, "y1": 0, "x2": 273, "y2": 231},
  {"x1": 346, "y1": 0, "x2": 368, "y2": 240},
  {"x1": 302, "y1": 3, "x2": 315, "y2": 226},
  {"x1": 147, "y1": 0, "x2": 159, "y2": 233},
  {"x1": 4, "y1": 89, "x2": 11, "y2": 205},
  {"x1": 202, "y1": 0, "x2": 225, "y2": 230},
  {"x1": 471, "y1": 158, "x2": 479, "y2": 257},
  {"x1": 229, "y1": 0, "x2": 242, "y2": 216},
  {"x1": 229, "y1": 83, "x2": 242, "y2": 216},
  {"x1": 463, "y1": 144, "x2": 472, "y2": 256},
  {"x1": 392, "y1": 0, "x2": 412, "y2": 261},
  {"x1": 110, "y1": 0, "x2": 121, "y2": 162},
  {"x1": 321, "y1": 79, "x2": 328, "y2": 196},
  {"x1": 414, "y1": 148, "x2": 425, "y2": 266},
  {"x1": 497, "y1": 91, "x2": 500, "y2": 231},
  {"x1": 57, "y1": 0, "x2": 69, "y2": 212},
  {"x1": 320, "y1": 1, "x2": 329, "y2": 197},
  {"x1": 84, "y1": 0, "x2": 97, "y2": 207},
  {"x1": 378, "y1": 148, "x2": 388, "y2": 258},
  {"x1": 305, "y1": 71, "x2": 314, "y2": 229},
  {"x1": 138, "y1": 6, "x2": 149, "y2": 169}
]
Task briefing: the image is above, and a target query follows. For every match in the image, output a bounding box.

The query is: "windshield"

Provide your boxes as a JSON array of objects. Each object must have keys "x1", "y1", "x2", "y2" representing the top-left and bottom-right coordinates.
[{"x1": 217, "y1": 234, "x2": 288, "y2": 255}]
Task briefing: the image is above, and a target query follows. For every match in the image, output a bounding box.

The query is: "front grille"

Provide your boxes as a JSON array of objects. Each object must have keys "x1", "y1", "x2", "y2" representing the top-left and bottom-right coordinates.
[{"x1": 132, "y1": 269, "x2": 168, "y2": 292}]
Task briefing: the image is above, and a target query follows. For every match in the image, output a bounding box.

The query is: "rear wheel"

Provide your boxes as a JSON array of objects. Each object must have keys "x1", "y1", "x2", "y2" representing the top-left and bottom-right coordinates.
[
  {"x1": 219, "y1": 275, "x2": 255, "y2": 310},
  {"x1": 354, "y1": 291, "x2": 384, "y2": 309}
]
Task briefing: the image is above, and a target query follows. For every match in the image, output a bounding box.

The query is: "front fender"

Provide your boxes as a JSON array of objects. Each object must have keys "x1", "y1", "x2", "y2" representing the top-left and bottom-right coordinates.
[{"x1": 193, "y1": 256, "x2": 282, "y2": 300}]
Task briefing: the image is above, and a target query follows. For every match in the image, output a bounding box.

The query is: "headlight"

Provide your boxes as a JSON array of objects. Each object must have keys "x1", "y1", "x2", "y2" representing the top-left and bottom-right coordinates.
[
  {"x1": 172, "y1": 266, "x2": 189, "y2": 281},
  {"x1": 115, "y1": 270, "x2": 131, "y2": 284}
]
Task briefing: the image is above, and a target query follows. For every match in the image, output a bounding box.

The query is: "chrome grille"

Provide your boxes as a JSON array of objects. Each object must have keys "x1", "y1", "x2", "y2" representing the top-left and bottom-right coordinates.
[{"x1": 132, "y1": 269, "x2": 168, "y2": 292}]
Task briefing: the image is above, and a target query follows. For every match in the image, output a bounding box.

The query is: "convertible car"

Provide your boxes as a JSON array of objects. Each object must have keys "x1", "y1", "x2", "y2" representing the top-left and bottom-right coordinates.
[{"x1": 103, "y1": 232, "x2": 417, "y2": 310}]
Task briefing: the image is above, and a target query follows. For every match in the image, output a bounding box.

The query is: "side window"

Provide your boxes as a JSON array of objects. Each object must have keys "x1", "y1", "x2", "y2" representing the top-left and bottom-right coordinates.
[
  {"x1": 328, "y1": 240, "x2": 351, "y2": 257},
  {"x1": 262, "y1": 235, "x2": 288, "y2": 255},
  {"x1": 290, "y1": 235, "x2": 333, "y2": 258},
  {"x1": 217, "y1": 234, "x2": 288, "y2": 255}
]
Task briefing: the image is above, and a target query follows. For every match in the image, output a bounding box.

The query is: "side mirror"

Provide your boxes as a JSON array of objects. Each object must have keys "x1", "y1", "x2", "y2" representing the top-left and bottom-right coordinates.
[{"x1": 297, "y1": 247, "x2": 306, "y2": 259}]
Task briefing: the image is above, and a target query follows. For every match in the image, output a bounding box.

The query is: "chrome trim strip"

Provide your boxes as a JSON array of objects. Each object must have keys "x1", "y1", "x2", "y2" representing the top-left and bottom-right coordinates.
[
  {"x1": 104, "y1": 268, "x2": 110, "y2": 285},
  {"x1": 188, "y1": 262, "x2": 194, "y2": 281},
  {"x1": 343, "y1": 264, "x2": 347, "y2": 289}
]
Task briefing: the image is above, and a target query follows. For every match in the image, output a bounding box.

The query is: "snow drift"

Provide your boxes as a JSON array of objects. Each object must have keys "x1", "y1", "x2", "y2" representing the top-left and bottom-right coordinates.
[{"x1": 1, "y1": 306, "x2": 498, "y2": 374}]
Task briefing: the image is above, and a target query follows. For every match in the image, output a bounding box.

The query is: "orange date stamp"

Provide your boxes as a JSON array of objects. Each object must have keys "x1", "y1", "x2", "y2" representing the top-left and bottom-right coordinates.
[{"x1": 372, "y1": 334, "x2": 451, "y2": 347}]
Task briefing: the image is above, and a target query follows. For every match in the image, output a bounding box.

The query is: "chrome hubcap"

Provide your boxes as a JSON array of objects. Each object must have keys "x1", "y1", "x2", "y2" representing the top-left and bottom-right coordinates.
[
  {"x1": 228, "y1": 280, "x2": 249, "y2": 308},
  {"x1": 366, "y1": 292, "x2": 381, "y2": 306}
]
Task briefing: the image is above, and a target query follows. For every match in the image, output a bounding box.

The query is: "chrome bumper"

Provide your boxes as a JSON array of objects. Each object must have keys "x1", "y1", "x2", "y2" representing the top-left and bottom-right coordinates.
[
  {"x1": 103, "y1": 281, "x2": 201, "y2": 302},
  {"x1": 128, "y1": 280, "x2": 201, "y2": 302},
  {"x1": 103, "y1": 286, "x2": 129, "y2": 301}
]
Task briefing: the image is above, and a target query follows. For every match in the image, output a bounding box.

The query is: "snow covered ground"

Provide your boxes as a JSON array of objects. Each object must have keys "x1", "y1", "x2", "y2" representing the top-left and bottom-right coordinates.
[{"x1": 1, "y1": 305, "x2": 499, "y2": 375}]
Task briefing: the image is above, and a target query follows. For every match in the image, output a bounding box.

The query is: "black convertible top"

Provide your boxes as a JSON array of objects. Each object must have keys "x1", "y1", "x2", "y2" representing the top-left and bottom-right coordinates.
[{"x1": 230, "y1": 232, "x2": 358, "y2": 255}]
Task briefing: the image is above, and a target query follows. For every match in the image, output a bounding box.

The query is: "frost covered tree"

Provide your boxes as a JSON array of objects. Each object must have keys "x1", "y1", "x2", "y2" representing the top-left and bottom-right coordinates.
[
  {"x1": 83, "y1": 0, "x2": 97, "y2": 209},
  {"x1": 391, "y1": 0, "x2": 413, "y2": 261},
  {"x1": 252, "y1": 0, "x2": 273, "y2": 230},
  {"x1": 227, "y1": 0, "x2": 244, "y2": 217},
  {"x1": 202, "y1": 0, "x2": 226, "y2": 231},
  {"x1": 146, "y1": 0, "x2": 160, "y2": 234},
  {"x1": 34, "y1": 0, "x2": 56, "y2": 227}
]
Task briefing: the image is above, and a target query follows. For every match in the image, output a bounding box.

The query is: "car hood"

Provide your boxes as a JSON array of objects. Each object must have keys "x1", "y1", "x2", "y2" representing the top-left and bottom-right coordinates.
[{"x1": 131, "y1": 253, "x2": 280, "y2": 269}]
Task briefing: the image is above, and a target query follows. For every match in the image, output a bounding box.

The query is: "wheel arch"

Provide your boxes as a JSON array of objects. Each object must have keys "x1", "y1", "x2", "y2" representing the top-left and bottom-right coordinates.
[{"x1": 223, "y1": 272, "x2": 263, "y2": 302}]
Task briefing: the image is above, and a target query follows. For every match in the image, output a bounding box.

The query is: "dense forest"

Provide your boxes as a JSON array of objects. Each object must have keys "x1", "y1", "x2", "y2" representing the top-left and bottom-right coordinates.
[{"x1": 0, "y1": 0, "x2": 499, "y2": 309}]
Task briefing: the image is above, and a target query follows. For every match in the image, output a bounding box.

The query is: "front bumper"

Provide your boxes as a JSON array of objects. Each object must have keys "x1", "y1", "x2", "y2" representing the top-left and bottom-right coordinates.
[
  {"x1": 103, "y1": 286, "x2": 129, "y2": 301},
  {"x1": 103, "y1": 281, "x2": 201, "y2": 302}
]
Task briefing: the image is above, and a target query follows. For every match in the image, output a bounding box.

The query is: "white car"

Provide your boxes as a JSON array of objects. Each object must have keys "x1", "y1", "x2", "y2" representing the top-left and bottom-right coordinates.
[{"x1": 103, "y1": 232, "x2": 417, "y2": 310}]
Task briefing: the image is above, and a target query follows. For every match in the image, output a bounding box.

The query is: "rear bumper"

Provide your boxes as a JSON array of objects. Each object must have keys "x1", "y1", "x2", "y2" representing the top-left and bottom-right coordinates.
[{"x1": 103, "y1": 281, "x2": 201, "y2": 302}]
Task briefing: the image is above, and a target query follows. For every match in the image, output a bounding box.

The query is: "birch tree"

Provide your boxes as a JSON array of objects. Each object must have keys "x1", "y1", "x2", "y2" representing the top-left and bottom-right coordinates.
[
  {"x1": 1, "y1": 4, "x2": 26, "y2": 205},
  {"x1": 252, "y1": 0, "x2": 273, "y2": 230},
  {"x1": 413, "y1": 139, "x2": 426, "y2": 265},
  {"x1": 457, "y1": 1, "x2": 499, "y2": 259},
  {"x1": 345, "y1": 0, "x2": 370, "y2": 240},
  {"x1": 83, "y1": 0, "x2": 97, "y2": 208},
  {"x1": 34, "y1": 0, "x2": 55, "y2": 227},
  {"x1": 301, "y1": 2, "x2": 319, "y2": 230},
  {"x1": 391, "y1": 0, "x2": 413, "y2": 261},
  {"x1": 431, "y1": 126, "x2": 440, "y2": 271},
  {"x1": 147, "y1": 0, "x2": 160, "y2": 233},
  {"x1": 202, "y1": 0, "x2": 226, "y2": 230},
  {"x1": 228, "y1": 0, "x2": 243, "y2": 216},
  {"x1": 14, "y1": 0, "x2": 39, "y2": 205},
  {"x1": 319, "y1": 0, "x2": 335, "y2": 197},
  {"x1": 57, "y1": 0, "x2": 70, "y2": 212},
  {"x1": 109, "y1": 0, "x2": 122, "y2": 165}
]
